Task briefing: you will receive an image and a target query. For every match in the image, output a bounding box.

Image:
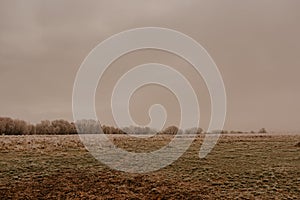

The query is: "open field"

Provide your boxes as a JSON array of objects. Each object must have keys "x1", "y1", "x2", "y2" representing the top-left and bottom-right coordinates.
[{"x1": 0, "y1": 134, "x2": 299, "y2": 199}]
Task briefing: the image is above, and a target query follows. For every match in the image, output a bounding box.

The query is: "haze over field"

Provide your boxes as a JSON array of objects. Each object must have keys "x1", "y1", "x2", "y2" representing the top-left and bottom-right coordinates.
[{"x1": 0, "y1": 1, "x2": 300, "y2": 132}]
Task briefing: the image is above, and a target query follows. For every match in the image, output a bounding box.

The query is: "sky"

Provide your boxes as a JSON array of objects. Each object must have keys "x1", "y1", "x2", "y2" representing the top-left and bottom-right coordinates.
[{"x1": 0, "y1": 0, "x2": 300, "y2": 132}]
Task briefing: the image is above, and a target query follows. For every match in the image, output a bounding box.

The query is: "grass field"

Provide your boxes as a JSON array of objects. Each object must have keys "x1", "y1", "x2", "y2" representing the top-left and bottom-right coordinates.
[{"x1": 0, "y1": 134, "x2": 299, "y2": 199}]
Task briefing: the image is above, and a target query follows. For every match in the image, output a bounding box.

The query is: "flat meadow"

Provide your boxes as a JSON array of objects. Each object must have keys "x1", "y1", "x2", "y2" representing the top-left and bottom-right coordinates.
[{"x1": 0, "y1": 133, "x2": 299, "y2": 199}]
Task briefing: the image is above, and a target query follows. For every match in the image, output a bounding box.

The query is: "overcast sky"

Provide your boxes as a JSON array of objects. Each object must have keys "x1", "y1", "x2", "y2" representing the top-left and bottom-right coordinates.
[{"x1": 0, "y1": 0, "x2": 300, "y2": 132}]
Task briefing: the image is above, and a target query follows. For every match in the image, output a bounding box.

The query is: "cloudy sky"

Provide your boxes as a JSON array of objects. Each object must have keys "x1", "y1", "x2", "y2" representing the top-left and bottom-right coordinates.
[{"x1": 0, "y1": 0, "x2": 300, "y2": 132}]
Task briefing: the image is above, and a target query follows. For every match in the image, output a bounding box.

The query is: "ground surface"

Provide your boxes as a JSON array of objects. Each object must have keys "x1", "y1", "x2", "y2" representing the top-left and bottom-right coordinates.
[{"x1": 0, "y1": 134, "x2": 299, "y2": 199}]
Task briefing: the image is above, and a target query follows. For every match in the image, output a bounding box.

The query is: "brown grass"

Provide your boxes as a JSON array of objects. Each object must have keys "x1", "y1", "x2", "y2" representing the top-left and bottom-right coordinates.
[{"x1": 0, "y1": 134, "x2": 299, "y2": 199}]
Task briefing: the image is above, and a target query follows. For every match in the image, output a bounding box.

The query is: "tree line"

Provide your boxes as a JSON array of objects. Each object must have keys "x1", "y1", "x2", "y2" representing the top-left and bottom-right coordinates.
[
  {"x1": 0, "y1": 117, "x2": 266, "y2": 135},
  {"x1": 0, "y1": 117, "x2": 77, "y2": 135},
  {"x1": 0, "y1": 117, "x2": 196, "y2": 135}
]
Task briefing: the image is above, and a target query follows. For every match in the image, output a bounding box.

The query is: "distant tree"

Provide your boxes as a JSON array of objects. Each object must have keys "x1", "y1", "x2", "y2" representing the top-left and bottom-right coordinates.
[
  {"x1": 14, "y1": 119, "x2": 28, "y2": 135},
  {"x1": 5, "y1": 117, "x2": 15, "y2": 135},
  {"x1": 162, "y1": 126, "x2": 179, "y2": 135},
  {"x1": 75, "y1": 119, "x2": 102, "y2": 134},
  {"x1": 0, "y1": 117, "x2": 7, "y2": 135},
  {"x1": 258, "y1": 128, "x2": 267, "y2": 133},
  {"x1": 101, "y1": 125, "x2": 112, "y2": 134},
  {"x1": 27, "y1": 124, "x2": 36, "y2": 135},
  {"x1": 221, "y1": 130, "x2": 228, "y2": 134},
  {"x1": 36, "y1": 120, "x2": 53, "y2": 134},
  {"x1": 69, "y1": 122, "x2": 77, "y2": 134},
  {"x1": 51, "y1": 119, "x2": 73, "y2": 134}
]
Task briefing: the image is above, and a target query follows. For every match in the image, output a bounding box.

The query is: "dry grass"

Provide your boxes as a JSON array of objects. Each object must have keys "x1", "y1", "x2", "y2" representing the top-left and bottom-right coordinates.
[{"x1": 0, "y1": 134, "x2": 299, "y2": 199}]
